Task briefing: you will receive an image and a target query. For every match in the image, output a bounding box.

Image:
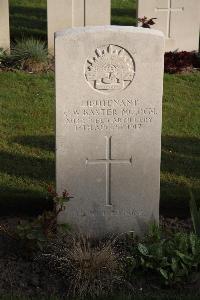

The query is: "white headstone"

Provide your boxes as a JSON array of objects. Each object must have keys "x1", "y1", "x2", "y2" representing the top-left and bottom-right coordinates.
[
  {"x1": 137, "y1": 0, "x2": 200, "y2": 52},
  {"x1": 47, "y1": 0, "x2": 111, "y2": 52},
  {"x1": 0, "y1": 0, "x2": 10, "y2": 51},
  {"x1": 56, "y1": 26, "x2": 164, "y2": 237}
]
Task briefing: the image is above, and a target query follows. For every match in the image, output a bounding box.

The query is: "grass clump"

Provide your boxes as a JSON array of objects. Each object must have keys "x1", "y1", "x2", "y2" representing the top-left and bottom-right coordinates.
[
  {"x1": 67, "y1": 237, "x2": 122, "y2": 297},
  {"x1": 39, "y1": 235, "x2": 122, "y2": 298},
  {"x1": 1, "y1": 39, "x2": 49, "y2": 72}
]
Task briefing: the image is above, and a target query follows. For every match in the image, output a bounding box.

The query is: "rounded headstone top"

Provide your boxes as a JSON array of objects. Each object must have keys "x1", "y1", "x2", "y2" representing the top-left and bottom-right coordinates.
[{"x1": 55, "y1": 25, "x2": 165, "y2": 39}]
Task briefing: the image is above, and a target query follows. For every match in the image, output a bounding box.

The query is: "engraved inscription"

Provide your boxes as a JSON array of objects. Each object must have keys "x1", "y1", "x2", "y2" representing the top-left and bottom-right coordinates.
[
  {"x1": 69, "y1": 208, "x2": 145, "y2": 218},
  {"x1": 85, "y1": 45, "x2": 135, "y2": 93},
  {"x1": 86, "y1": 136, "x2": 132, "y2": 206},
  {"x1": 64, "y1": 97, "x2": 158, "y2": 132}
]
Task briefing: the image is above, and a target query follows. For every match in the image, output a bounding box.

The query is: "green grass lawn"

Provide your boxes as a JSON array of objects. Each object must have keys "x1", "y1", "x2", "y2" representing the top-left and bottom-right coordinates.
[
  {"x1": 9, "y1": 0, "x2": 47, "y2": 41},
  {"x1": 0, "y1": 71, "x2": 199, "y2": 216},
  {"x1": 2, "y1": 0, "x2": 200, "y2": 217},
  {"x1": 9, "y1": 0, "x2": 137, "y2": 42},
  {"x1": 161, "y1": 73, "x2": 200, "y2": 217},
  {"x1": 0, "y1": 72, "x2": 54, "y2": 214},
  {"x1": 1, "y1": 1, "x2": 199, "y2": 300},
  {"x1": 111, "y1": 0, "x2": 137, "y2": 26}
]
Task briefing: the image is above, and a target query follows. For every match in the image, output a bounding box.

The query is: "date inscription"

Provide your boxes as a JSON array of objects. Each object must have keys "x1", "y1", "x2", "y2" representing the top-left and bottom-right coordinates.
[{"x1": 64, "y1": 98, "x2": 158, "y2": 131}]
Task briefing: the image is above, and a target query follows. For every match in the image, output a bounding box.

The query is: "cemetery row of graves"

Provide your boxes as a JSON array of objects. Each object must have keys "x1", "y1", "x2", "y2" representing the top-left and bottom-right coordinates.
[
  {"x1": 0, "y1": 0, "x2": 200, "y2": 299},
  {"x1": 1, "y1": 0, "x2": 200, "y2": 52}
]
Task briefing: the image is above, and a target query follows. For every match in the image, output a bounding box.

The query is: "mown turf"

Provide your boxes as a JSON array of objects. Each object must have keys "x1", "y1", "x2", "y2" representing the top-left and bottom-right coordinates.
[
  {"x1": 161, "y1": 73, "x2": 200, "y2": 217},
  {"x1": 111, "y1": 0, "x2": 137, "y2": 26},
  {"x1": 9, "y1": 0, "x2": 47, "y2": 41},
  {"x1": 4, "y1": 0, "x2": 200, "y2": 217},
  {"x1": 0, "y1": 71, "x2": 199, "y2": 216},
  {"x1": 0, "y1": 71, "x2": 54, "y2": 214},
  {"x1": 9, "y1": 0, "x2": 137, "y2": 42}
]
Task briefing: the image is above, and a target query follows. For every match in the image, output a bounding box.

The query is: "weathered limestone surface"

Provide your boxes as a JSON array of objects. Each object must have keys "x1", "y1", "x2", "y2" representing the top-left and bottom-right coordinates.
[
  {"x1": 56, "y1": 26, "x2": 164, "y2": 237},
  {"x1": 47, "y1": 0, "x2": 111, "y2": 52},
  {"x1": 137, "y1": 0, "x2": 200, "y2": 52},
  {"x1": 0, "y1": 0, "x2": 10, "y2": 51}
]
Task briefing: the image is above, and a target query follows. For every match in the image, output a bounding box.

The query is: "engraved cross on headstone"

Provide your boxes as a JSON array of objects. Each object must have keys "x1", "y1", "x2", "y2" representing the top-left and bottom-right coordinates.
[
  {"x1": 155, "y1": 0, "x2": 184, "y2": 38},
  {"x1": 86, "y1": 136, "x2": 132, "y2": 206}
]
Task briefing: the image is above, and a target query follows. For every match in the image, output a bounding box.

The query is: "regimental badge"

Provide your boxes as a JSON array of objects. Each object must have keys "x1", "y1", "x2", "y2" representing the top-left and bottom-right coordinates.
[{"x1": 85, "y1": 45, "x2": 135, "y2": 93}]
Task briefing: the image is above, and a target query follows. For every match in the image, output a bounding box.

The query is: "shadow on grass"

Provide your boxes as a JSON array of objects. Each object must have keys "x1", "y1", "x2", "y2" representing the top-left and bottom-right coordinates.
[
  {"x1": 0, "y1": 135, "x2": 54, "y2": 215},
  {"x1": 0, "y1": 186, "x2": 52, "y2": 216},
  {"x1": 13, "y1": 135, "x2": 55, "y2": 152},
  {"x1": 0, "y1": 150, "x2": 54, "y2": 182},
  {"x1": 162, "y1": 135, "x2": 199, "y2": 157},
  {"x1": 9, "y1": 2, "x2": 137, "y2": 40},
  {"x1": 0, "y1": 135, "x2": 199, "y2": 217},
  {"x1": 10, "y1": 5, "x2": 47, "y2": 41},
  {"x1": 160, "y1": 135, "x2": 200, "y2": 218},
  {"x1": 160, "y1": 180, "x2": 190, "y2": 218},
  {"x1": 162, "y1": 136, "x2": 199, "y2": 180},
  {"x1": 112, "y1": 7, "x2": 136, "y2": 19},
  {"x1": 111, "y1": 7, "x2": 137, "y2": 26}
]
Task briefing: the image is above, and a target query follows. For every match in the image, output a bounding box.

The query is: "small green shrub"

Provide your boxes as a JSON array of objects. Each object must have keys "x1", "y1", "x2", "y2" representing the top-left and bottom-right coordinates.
[
  {"x1": 0, "y1": 48, "x2": 8, "y2": 65},
  {"x1": 0, "y1": 188, "x2": 72, "y2": 253},
  {"x1": 125, "y1": 224, "x2": 200, "y2": 286},
  {"x1": 1, "y1": 39, "x2": 49, "y2": 72}
]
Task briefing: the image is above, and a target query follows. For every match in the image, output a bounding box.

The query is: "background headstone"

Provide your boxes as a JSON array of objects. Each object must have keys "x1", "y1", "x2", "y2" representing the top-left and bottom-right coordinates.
[
  {"x1": 0, "y1": 0, "x2": 10, "y2": 51},
  {"x1": 56, "y1": 26, "x2": 164, "y2": 237},
  {"x1": 137, "y1": 0, "x2": 200, "y2": 52},
  {"x1": 47, "y1": 0, "x2": 111, "y2": 52}
]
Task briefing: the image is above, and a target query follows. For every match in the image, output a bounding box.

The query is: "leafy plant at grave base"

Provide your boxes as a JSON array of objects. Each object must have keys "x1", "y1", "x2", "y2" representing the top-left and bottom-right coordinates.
[
  {"x1": 189, "y1": 190, "x2": 200, "y2": 237},
  {"x1": 124, "y1": 223, "x2": 200, "y2": 286},
  {"x1": 138, "y1": 16, "x2": 157, "y2": 28},
  {"x1": 0, "y1": 48, "x2": 8, "y2": 66},
  {"x1": 0, "y1": 48, "x2": 4, "y2": 60},
  {"x1": 164, "y1": 51, "x2": 200, "y2": 74},
  {"x1": 0, "y1": 187, "x2": 72, "y2": 252},
  {"x1": 1, "y1": 39, "x2": 49, "y2": 72}
]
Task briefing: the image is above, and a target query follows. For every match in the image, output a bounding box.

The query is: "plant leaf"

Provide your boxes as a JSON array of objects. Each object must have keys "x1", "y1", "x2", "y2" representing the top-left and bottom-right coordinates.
[
  {"x1": 138, "y1": 243, "x2": 149, "y2": 256},
  {"x1": 159, "y1": 268, "x2": 169, "y2": 280}
]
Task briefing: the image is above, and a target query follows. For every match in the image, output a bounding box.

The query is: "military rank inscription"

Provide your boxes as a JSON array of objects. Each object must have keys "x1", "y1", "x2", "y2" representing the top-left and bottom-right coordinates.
[{"x1": 64, "y1": 98, "x2": 158, "y2": 131}]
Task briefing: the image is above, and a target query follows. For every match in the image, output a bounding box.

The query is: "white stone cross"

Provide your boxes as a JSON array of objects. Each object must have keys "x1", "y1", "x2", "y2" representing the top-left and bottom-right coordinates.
[
  {"x1": 155, "y1": 0, "x2": 184, "y2": 38},
  {"x1": 86, "y1": 136, "x2": 132, "y2": 206}
]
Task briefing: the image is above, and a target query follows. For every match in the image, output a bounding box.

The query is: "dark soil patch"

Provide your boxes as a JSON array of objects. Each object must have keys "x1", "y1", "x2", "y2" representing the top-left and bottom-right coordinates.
[{"x1": 0, "y1": 216, "x2": 195, "y2": 298}]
